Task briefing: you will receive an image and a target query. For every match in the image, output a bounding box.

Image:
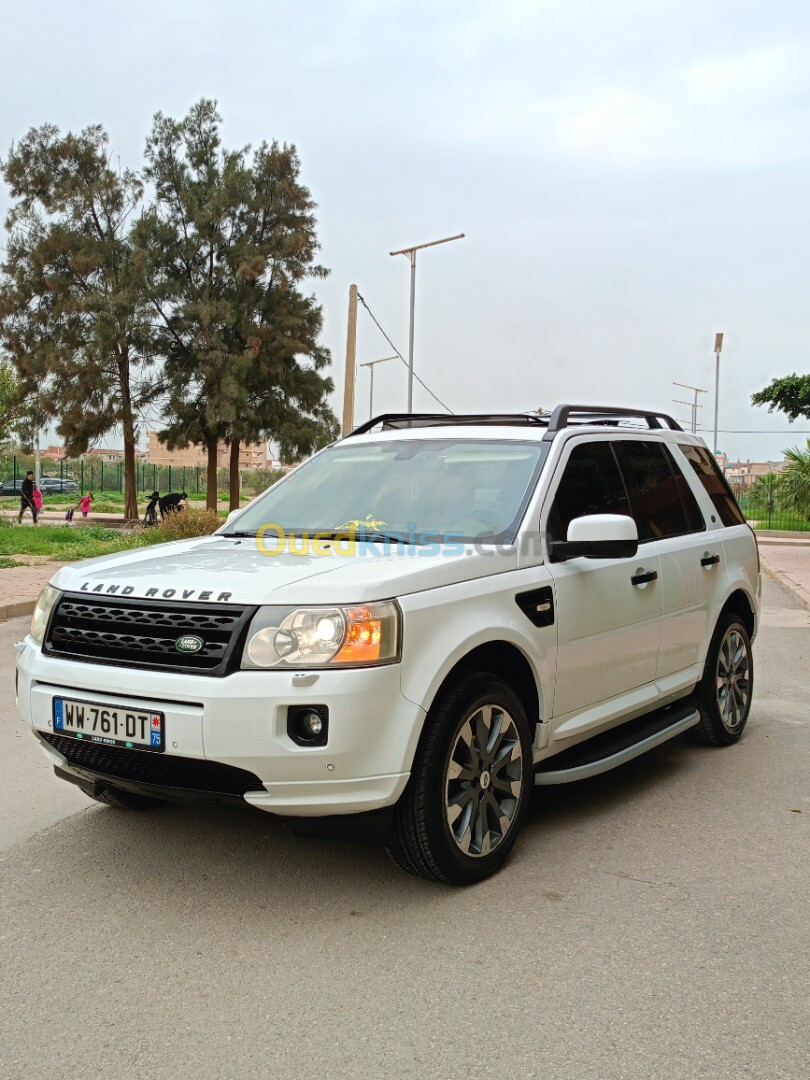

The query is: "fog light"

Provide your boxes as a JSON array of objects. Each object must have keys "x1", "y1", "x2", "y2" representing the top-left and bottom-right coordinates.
[{"x1": 287, "y1": 705, "x2": 328, "y2": 747}]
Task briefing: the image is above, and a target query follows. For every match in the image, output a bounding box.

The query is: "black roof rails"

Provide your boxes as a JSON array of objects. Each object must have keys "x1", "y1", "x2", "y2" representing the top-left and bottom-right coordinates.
[
  {"x1": 346, "y1": 407, "x2": 683, "y2": 440},
  {"x1": 541, "y1": 405, "x2": 682, "y2": 441},
  {"x1": 347, "y1": 413, "x2": 547, "y2": 437}
]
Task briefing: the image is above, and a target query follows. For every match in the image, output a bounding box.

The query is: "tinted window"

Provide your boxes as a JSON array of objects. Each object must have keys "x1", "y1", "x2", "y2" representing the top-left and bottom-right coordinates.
[
  {"x1": 679, "y1": 445, "x2": 746, "y2": 527},
  {"x1": 663, "y1": 445, "x2": 705, "y2": 533},
  {"x1": 614, "y1": 441, "x2": 694, "y2": 541},
  {"x1": 548, "y1": 442, "x2": 630, "y2": 542}
]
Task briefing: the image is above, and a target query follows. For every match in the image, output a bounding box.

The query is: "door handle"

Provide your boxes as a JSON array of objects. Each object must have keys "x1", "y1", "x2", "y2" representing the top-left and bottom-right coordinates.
[
  {"x1": 631, "y1": 569, "x2": 658, "y2": 586},
  {"x1": 701, "y1": 554, "x2": 720, "y2": 567}
]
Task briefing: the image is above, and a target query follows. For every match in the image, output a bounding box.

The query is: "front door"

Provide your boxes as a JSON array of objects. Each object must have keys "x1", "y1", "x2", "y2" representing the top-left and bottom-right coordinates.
[{"x1": 543, "y1": 438, "x2": 663, "y2": 719}]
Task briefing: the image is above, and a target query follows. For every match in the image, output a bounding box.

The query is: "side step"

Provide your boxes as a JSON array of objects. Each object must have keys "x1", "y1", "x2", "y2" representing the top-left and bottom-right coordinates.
[{"x1": 535, "y1": 700, "x2": 700, "y2": 785}]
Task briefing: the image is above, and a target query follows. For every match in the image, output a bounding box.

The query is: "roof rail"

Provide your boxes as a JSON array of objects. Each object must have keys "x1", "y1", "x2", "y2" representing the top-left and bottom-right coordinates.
[
  {"x1": 346, "y1": 407, "x2": 683, "y2": 440},
  {"x1": 347, "y1": 413, "x2": 547, "y2": 437},
  {"x1": 541, "y1": 405, "x2": 683, "y2": 441}
]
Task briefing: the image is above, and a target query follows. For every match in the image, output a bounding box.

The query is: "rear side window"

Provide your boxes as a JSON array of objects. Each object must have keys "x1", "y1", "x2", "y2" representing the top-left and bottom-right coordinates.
[
  {"x1": 548, "y1": 441, "x2": 630, "y2": 541},
  {"x1": 679, "y1": 445, "x2": 746, "y2": 527},
  {"x1": 614, "y1": 440, "x2": 702, "y2": 540}
]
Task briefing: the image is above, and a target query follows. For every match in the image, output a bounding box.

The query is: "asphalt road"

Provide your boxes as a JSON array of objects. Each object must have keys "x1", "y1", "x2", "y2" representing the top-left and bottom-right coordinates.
[{"x1": 1, "y1": 578, "x2": 808, "y2": 1080}]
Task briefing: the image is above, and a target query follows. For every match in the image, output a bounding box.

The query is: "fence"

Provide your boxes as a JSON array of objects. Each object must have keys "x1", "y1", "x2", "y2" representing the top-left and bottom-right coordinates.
[
  {"x1": 729, "y1": 473, "x2": 809, "y2": 532},
  {"x1": 0, "y1": 455, "x2": 285, "y2": 500}
]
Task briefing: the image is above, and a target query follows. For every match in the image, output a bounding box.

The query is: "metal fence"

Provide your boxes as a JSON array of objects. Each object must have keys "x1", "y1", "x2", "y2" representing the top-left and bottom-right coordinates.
[
  {"x1": 729, "y1": 473, "x2": 810, "y2": 532},
  {"x1": 0, "y1": 456, "x2": 208, "y2": 494}
]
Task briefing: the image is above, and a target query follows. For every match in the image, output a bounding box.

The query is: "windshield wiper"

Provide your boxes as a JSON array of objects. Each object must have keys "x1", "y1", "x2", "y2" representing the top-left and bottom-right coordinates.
[{"x1": 358, "y1": 531, "x2": 423, "y2": 546}]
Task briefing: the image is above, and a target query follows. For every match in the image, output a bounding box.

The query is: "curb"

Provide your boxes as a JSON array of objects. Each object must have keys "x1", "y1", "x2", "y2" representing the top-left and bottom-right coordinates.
[
  {"x1": 759, "y1": 557, "x2": 810, "y2": 613},
  {"x1": 0, "y1": 600, "x2": 36, "y2": 624}
]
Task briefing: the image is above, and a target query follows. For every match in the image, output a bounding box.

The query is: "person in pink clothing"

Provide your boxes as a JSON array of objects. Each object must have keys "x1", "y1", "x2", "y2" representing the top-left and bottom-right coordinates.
[{"x1": 79, "y1": 492, "x2": 93, "y2": 518}]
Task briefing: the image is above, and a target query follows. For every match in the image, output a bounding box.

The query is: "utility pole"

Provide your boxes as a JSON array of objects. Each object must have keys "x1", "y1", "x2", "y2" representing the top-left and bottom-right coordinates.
[
  {"x1": 359, "y1": 356, "x2": 397, "y2": 420},
  {"x1": 713, "y1": 332, "x2": 724, "y2": 455},
  {"x1": 673, "y1": 381, "x2": 707, "y2": 434},
  {"x1": 342, "y1": 284, "x2": 358, "y2": 435},
  {"x1": 390, "y1": 233, "x2": 464, "y2": 411}
]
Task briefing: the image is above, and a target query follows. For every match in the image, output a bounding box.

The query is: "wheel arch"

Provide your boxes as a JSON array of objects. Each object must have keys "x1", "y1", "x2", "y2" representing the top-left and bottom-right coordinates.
[
  {"x1": 719, "y1": 588, "x2": 756, "y2": 640},
  {"x1": 425, "y1": 640, "x2": 543, "y2": 741}
]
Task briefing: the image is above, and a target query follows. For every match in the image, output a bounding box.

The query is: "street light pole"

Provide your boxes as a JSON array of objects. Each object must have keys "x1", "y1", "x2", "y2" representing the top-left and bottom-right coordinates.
[
  {"x1": 390, "y1": 233, "x2": 464, "y2": 411},
  {"x1": 713, "y1": 332, "x2": 723, "y2": 455},
  {"x1": 359, "y1": 356, "x2": 397, "y2": 420}
]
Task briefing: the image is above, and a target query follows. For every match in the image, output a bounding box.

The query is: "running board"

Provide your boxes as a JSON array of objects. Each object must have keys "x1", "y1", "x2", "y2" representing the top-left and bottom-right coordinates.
[{"x1": 535, "y1": 701, "x2": 700, "y2": 785}]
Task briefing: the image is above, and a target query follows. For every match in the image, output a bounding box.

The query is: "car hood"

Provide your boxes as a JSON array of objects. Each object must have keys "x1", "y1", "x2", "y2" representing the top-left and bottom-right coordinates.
[{"x1": 50, "y1": 535, "x2": 518, "y2": 605}]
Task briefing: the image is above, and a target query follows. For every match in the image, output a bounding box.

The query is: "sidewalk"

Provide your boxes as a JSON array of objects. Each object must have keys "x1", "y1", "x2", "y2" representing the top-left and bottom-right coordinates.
[
  {"x1": 758, "y1": 541, "x2": 810, "y2": 611},
  {"x1": 0, "y1": 561, "x2": 69, "y2": 621}
]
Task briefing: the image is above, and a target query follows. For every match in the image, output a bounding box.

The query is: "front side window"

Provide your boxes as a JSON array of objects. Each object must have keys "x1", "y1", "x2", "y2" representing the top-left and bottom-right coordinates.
[
  {"x1": 222, "y1": 438, "x2": 547, "y2": 544},
  {"x1": 614, "y1": 440, "x2": 700, "y2": 540},
  {"x1": 548, "y1": 441, "x2": 630, "y2": 542},
  {"x1": 679, "y1": 445, "x2": 746, "y2": 527}
]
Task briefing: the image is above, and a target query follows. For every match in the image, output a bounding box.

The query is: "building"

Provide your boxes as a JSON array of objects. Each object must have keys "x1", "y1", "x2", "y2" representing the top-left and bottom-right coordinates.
[
  {"x1": 145, "y1": 431, "x2": 269, "y2": 469},
  {"x1": 725, "y1": 459, "x2": 787, "y2": 491},
  {"x1": 84, "y1": 447, "x2": 124, "y2": 464},
  {"x1": 41, "y1": 445, "x2": 67, "y2": 462}
]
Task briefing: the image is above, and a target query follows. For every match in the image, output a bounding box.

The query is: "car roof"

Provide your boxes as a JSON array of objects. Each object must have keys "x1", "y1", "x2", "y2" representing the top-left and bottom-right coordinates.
[{"x1": 342, "y1": 407, "x2": 706, "y2": 448}]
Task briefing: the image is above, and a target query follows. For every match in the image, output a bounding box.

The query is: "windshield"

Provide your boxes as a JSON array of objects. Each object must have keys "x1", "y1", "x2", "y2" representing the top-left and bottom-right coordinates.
[{"x1": 223, "y1": 438, "x2": 546, "y2": 543}]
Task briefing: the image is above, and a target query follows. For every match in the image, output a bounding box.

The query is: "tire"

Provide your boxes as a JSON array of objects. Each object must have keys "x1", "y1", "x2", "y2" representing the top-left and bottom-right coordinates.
[
  {"x1": 86, "y1": 785, "x2": 165, "y2": 810},
  {"x1": 690, "y1": 612, "x2": 754, "y2": 746},
  {"x1": 388, "y1": 673, "x2": 533, "y2": 885}
]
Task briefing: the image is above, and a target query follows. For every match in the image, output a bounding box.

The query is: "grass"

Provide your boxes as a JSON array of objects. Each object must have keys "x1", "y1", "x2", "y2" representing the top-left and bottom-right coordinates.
[
  {"x1": 0, "y1": 556, "x2": 25, "y2": 569},
  {"x1": 0, "y1": 508, "x2": 222, "y2": 562}
]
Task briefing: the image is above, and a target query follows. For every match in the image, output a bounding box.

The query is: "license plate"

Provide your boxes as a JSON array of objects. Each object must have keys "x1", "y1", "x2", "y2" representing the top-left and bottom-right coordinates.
[{"x1": 52, "y1": 697, "x2": 164, "y2": 752}]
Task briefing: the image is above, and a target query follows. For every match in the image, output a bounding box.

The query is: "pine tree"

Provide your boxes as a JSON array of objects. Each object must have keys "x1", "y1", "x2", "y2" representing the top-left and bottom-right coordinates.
[
  {"x1": 0, "y1": 124, "x2": 154, "y2": 520},
  {"x1": 138, "y1": 100, "x2": 337, "y2": 511}
]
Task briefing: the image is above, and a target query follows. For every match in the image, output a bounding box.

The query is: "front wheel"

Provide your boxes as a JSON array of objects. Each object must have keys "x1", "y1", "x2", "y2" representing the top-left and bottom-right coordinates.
[
  {"x1": 389, "y1": 673, "x2": 533, "y2": 885},
  {"x1": 690, "y1": 613, "x2": 754, "y2": 746}
]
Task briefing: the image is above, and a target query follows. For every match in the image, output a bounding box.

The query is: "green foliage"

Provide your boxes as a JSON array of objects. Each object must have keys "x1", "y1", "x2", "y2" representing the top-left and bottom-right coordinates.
[
  {"x1": 0, "y1": 556, "x2": 25, "y2": 568},
  {"x1": 0, "y1": 123, "x2": 154, "y2": 520},
  {"x1": 0, "y1": 520, "x2": 125, "y2": 560},
  {"x1": 242, "y1": 467, "x2": 286, "y2": 495},
  {"x1": 778, "y1": 441, "x2": 810, "y2": 516},
  {"x1": 751, "y1": 375, "x2": 810, "y2": 421},
  {"x1": 137, "y1": 99, "x2": 337, "y2": 503}
]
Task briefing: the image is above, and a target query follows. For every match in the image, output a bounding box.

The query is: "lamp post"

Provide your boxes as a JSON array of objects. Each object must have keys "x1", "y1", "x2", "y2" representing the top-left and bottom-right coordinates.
[
  {"x1": 359, "y1": 356, "x2": 397, "y2": 420},
  {"x1": 713, "y1": 332, "x2": 723, "y2": 454},
  {"x1": 390, "y1": 233, "x2": 464, "y2": 411}
]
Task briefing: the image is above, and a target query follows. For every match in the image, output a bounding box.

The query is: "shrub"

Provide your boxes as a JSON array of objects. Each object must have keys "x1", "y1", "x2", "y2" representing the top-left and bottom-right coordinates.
[{"x1": 144, "y1": 507, "x2": 222, "y2": 542}]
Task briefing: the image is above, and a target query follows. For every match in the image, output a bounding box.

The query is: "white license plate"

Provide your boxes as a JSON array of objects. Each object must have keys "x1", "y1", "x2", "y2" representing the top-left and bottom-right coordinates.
[{"x1": 52, "y1": 697, "x2": 164, "y2": 753}]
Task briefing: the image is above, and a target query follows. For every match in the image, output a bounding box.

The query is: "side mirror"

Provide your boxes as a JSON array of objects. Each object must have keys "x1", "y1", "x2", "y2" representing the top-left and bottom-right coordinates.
[
  {"x1": 550, "y1": 514, "x2": 638, "y2": 562},
  {"x1": 226, "y1": 508, "x2": 243, "y2": 523}
]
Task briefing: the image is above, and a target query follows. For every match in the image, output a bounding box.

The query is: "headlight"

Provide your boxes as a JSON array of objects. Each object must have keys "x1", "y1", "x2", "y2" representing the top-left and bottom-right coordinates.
[
  {"x1": 241, "y1": 601, "x2": 401, "y2": 669},
  {"x1": 30, "y1": 585, "x2": 61, "y2": 646}
]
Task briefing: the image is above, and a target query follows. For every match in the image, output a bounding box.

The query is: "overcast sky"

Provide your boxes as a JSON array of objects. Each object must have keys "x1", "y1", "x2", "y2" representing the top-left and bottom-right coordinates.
[{"x1": 2, "y1": 0, "x2": 809, "y2": 462}]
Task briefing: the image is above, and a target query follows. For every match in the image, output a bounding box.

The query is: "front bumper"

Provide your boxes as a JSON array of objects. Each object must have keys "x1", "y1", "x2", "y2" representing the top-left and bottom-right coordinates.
[{"x1": 16, "y1": 641, "x2": 425, "y2": 816}]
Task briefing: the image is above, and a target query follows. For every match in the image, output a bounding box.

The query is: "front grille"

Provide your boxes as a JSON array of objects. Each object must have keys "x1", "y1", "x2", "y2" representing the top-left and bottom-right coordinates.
[
  {"x1": 44, "y1": 593, "x2": 257, "y2": 676},
  {"x1": 42, "y1": 733, "x2": 264, "y2": 797}
]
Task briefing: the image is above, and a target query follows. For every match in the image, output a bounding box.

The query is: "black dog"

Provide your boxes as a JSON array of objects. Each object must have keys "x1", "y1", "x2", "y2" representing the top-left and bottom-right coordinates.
[{"x1": 158, "y1": 491, "x2": 188, "y2": 517}]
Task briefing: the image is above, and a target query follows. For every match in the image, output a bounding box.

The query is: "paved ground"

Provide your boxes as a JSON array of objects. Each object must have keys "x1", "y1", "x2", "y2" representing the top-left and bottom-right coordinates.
[{"x1": 1, "y1": 577, "x2": 808, "y2": 1079}]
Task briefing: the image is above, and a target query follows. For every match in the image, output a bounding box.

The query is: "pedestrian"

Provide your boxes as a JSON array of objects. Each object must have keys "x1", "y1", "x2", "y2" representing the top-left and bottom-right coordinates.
[
  {"x1": 17, "y1": 471, "x2": 38, "y2": 524},
  {"x1": 32, "y1": 485, "x2": 43, "y2": 515},
  {"x1": 79, "y1": 492, "x2": 93, "y2": 519},
  {"x1": 143, "y1": 491, "x2": 160, "y2": 527}
]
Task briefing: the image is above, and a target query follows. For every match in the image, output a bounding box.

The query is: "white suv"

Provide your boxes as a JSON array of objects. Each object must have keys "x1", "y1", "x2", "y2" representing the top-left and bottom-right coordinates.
[{"x1": 17, "y1": 406, "x2": 759, "y2": 884}]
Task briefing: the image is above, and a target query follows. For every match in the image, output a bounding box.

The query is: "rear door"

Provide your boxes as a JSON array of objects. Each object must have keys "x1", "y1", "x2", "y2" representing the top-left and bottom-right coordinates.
[
  {"x1": 543, "y1": 438, "x2": 662, "y2": 718},
  {"x1": 613, "y1": 438, "x2": 725, "y2": 687}
]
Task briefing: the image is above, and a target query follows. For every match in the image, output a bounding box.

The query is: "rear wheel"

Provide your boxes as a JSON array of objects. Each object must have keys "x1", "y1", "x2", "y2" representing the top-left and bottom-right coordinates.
[
  {"x1": 691, "y1": 612, "x2": 753, "y2": 746},
  {"x1": 389, "y1": 673, "x2": 533, "y2": 885},
  {"x1": 86, "y1": 785, "x2": 164, "y2": 810}
]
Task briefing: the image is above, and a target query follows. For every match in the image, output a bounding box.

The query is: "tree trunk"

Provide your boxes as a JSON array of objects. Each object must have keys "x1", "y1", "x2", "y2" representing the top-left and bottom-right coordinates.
[
  {"x1": 119, "y1": 353, "x2": 139, "y2": 522},
  {"x1": 229, "y1": 439, "x2": 241, "y2": 512},
  {"x1": 206, "y1": 438, "x2": 218, "y2": 511}
]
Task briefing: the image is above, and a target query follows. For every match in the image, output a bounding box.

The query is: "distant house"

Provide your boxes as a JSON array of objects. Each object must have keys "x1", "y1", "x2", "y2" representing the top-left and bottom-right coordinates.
[
  {"x1": 84, "y1": 448, "x2": 124, "y2": 464},
  {"x1": 144, "y1": 431, "x2": 269, "y2": 470},
  {"x1": 725, "y1": 459, "x2": 787, "y2": 491}
]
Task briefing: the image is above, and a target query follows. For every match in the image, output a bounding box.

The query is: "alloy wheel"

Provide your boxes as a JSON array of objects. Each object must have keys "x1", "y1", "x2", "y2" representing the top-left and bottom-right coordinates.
[
  {"x1": 445, "y1": 704, "x2": 524, "y2": 858},
  {"x1": 716, "y1": 626, "x2": 751, "y2": 732}
]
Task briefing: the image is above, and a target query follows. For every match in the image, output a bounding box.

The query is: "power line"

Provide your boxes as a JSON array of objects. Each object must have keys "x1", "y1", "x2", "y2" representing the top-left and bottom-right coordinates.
[{"x1": 356, "y1": 291, "x2": 454, "y2": 414}]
